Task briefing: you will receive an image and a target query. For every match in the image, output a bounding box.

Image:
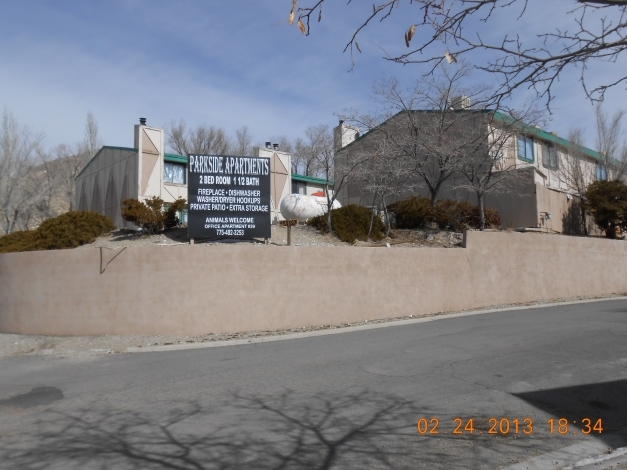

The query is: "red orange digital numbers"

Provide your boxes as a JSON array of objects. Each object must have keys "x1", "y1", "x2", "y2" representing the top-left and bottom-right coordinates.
[{"x1": 416, "y1": 417, "x2": 603, "y2": 435}]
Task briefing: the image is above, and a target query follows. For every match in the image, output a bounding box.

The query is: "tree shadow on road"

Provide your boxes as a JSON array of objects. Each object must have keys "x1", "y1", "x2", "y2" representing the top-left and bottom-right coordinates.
[
  {"x1": 5, "y1": 381, "x2": 602, "y2": 470},
  {"x1": 0, "y1": 389, "x2": 443, "y2": 470}
]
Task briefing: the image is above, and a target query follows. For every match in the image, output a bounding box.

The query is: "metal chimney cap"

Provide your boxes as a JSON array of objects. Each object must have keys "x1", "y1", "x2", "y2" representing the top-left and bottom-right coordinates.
[
  {"x1": 339, "y1": 119, "x2": 344, "y2": 125},
  {"x1": 265, "y1": 141, "x2": 272, "y2": 148},
  {"x1": 139, "y1": 117, "x2": 147, "y2": 125},
  {"x1": 273, "y1": 143, "x2": 279, "y2": 150}
]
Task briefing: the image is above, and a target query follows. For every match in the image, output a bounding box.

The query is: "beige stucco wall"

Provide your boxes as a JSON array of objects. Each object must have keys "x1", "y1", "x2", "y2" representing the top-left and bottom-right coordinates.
[
  {"x1": 162, "y1": 182, "x2": 187, "y2": 203},
  {"x1": 254, "y1": 147, "x2": 291, "y2": 223},
  {"x1": 1, "y1": 232, "x2": 626, "y2": 336},
  {"x1": 135, "y1": 125, "x2": 165, "y2": 202}
]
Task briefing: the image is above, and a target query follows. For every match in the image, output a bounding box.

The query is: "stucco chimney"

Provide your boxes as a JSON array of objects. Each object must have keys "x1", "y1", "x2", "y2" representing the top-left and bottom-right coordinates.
[
  {"x1": 333, "y1": 121, "x2": 359, "y2": 153},
  {"x1": 451, "y1": 96, "x2": 471, "y2": 110}
]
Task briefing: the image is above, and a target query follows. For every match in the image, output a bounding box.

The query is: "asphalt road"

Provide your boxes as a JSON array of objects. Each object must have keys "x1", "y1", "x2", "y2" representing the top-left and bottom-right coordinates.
[{"x1": 1, "y1": 299, "x2": 626, "y2": 469}]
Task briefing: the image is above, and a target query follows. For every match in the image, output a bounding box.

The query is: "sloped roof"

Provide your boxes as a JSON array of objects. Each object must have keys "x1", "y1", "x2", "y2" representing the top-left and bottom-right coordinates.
[{"x1": 75, "y1": 146, "x2": 137, "y2": 179}]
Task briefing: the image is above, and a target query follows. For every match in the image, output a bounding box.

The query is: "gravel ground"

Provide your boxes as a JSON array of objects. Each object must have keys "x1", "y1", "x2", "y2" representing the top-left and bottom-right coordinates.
[
  {"x1": 77, "y1": 224, "x2": 466, "y2": 249},
  {"x1": 1, "y1": 294, "x2": 623, "y2": 359}
]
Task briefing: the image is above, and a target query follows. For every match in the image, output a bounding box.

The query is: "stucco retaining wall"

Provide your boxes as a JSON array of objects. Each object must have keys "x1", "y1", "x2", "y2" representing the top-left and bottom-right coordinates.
[{"x1": 1, "y1": 232, "x2": 626, "y2": 336}]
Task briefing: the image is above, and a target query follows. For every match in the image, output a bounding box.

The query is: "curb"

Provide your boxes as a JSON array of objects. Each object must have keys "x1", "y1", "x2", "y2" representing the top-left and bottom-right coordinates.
[{"x1": 126, "y1": 296, "x2": 627, "y2": 354}]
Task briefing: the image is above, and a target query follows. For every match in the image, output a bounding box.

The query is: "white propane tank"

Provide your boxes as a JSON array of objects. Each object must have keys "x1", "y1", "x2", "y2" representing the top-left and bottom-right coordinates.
[{"x1": 279, "y1": 194, "x2": 342, "y2": 222}]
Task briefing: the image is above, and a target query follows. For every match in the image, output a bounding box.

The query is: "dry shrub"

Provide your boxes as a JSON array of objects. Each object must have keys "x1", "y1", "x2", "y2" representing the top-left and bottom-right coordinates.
[{"x1": 121, "y1": 197, "x2": 187, "y2": 234}]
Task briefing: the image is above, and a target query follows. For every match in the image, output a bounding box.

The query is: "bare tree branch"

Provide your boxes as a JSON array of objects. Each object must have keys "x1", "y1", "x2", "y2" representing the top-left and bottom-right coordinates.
[
  {"x1": 595, "y1": 102, "x2": 627, "y2": 179},
  {"x1": 0, "y1": 110, "x2": 47, "y2": 233},
  {"x1": 165, "y1": 120, "x2": 232, "y2": 156},
  {"x1": 234, "y1": 126, "x2": 254, "y2": 156},
  {"x1": 294, "y1": 0, "x2": 627, "y2": 107}
]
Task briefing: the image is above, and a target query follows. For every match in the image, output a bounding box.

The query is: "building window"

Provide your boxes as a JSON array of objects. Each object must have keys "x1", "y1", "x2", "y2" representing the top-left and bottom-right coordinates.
[
  {"x1": 541, "y1": 142, "x2": 559, "y2": 170},
  {"x1": 164, "y1": 162, "x2": 186, "y2": 184},
  {"x1": 517, "y1": 136, "x2": 534, "y2": 163},
  {"x1": 596, "y1": 164, "x2": 607, "y2": 181},
  {"x1": 292, "y1": 181, "x2": 306, "y2": 195}
]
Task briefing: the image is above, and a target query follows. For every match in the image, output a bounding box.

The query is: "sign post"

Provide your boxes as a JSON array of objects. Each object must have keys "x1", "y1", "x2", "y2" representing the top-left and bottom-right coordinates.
[
  {"x1": 187, "y1": 154, "x2": 271, "y2": 240},
  {"x1": 280, "y1": 219, "x2": 298, "y2": 245}
]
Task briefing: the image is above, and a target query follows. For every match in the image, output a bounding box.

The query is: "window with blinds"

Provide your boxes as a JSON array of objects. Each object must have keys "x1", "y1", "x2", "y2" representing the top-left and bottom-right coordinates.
[{"x1": 541, "y1": 142, "x2": 559, "y2": 170}]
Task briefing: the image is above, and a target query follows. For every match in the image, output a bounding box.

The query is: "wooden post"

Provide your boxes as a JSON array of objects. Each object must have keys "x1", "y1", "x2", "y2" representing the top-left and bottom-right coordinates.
[{"x1": 280, "y1": 219, "x2": 297, "y2": 246}]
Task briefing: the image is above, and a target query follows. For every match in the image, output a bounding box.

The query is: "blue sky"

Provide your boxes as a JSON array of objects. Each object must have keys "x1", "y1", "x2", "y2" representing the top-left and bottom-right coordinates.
[{"x1": 1, "y1": 1, "x2": 625, "y2": 152}]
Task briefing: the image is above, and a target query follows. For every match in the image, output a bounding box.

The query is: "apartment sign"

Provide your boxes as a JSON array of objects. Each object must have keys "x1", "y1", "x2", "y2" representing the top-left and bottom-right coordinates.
[{"x1": 187, "y1": 154, "x2": 271, "y2": 239}]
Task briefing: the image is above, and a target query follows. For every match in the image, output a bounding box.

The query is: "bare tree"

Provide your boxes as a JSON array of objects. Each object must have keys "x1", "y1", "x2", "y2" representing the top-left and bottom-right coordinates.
[
  {"x1": 353, "y1": 135, "x2": 413, "y2": 237},
  {"x1": 266, "y1": 135, "x2": 294, "y2": 155},
  {"x1": 233, "y1": 126, "x2": 254, "y2": 156},
  {"x1": 342, "y1": 63, "x2": 497, "y2": 207},
  {"x1": 0, "y1": 110, "x2": 48, "y2": 234},
  {"x1": 0, "y1": 112, "x2": 106, "y2": 231},
  {"x1": 291, "y1": 137, "x2": 307, "y2": 174},
  {"x1": 291, "y1": 1, "x2": 627, "y2": 107},
  {"x1": 336, "y1": 62, "x2": 546, "y2": 230},
  {"x1": 454, "y1": 110, "x2": 542, "y2": 230},
  {"x1": 595, "y1": 103, "x2": 627, "y2": 180},
  {"x1": 38, "y1": 113, "x2": 104, "y2": 214},
  {"x1": 314, "y1": 126, "x2": 369, "y2": 233},
  {"x1": 292, "y1": 125, "x2": 329, "y2": 176},
  {"x1": 166, "y1": 120, "x2": 232, "y2": 155},
  {"x1": 27, "y1": 150, "x2": 62, "y2": 224},
  {"x1": 254, "y1": 134, "x2": 296, "y2": 161},
  {"x1": 556, "y1": 128, "x2": 597, "y2": 235},
  {"x1": 81, "y1": 111, "x2": 102, "y2": 163},
  {"x1": 48, "y1": 143, "x2": 84, "y2": 212}
]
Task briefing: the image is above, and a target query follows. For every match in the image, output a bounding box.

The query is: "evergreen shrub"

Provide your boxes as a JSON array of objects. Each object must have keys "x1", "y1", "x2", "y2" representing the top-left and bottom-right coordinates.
[
  {"x1": 433, "y1": 199, "x2": 459, "y2": 229},
  {"x1": 583, "y1": 180, "x2": 627, "y2": 238},
  {"x1": 469, "y1": 205, "x2": 501, "y2": 229},
  {"x1": 388, "y1": 196, "x2": 501, "y2": 231},
  {"x1": 0, "y1": 230, "x2": 37, "y2": 254},
  {"x1": 0, "y1": 211, "x2": 116, "y2": 254},
  {"x1": 387, "y1": 196, "x2": 434, "y2": 229},
  {"x1": 35, "y1": 211, "x2": 116, "y2": 249},
  {"x1": 307, "y1": 204, "x2": 386, "y2": 243}
]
